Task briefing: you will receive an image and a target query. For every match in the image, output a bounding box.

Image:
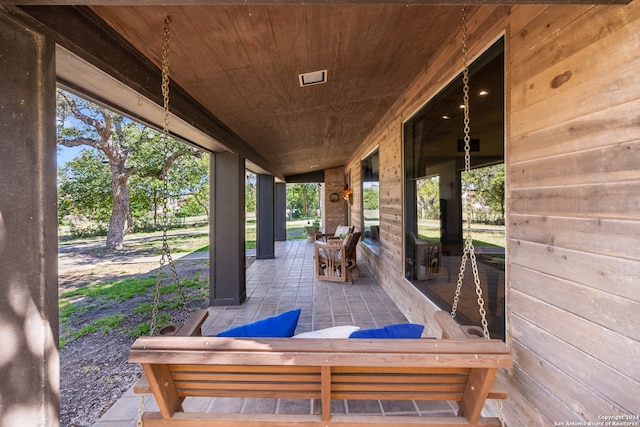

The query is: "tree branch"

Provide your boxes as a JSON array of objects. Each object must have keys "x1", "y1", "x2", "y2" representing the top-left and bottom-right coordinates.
[
  {"x1": 59, "y1": 91, "x2": 111, "y2": 141},
  {"x1": 158, "y1": 151, "x2": 184, "y2": 180},
  {"x1": 139, "y1": 148, "x2": 202, "y2": 180},
  {"x1": 57, "y1": 135, "x2": 99, "y2": 148}
]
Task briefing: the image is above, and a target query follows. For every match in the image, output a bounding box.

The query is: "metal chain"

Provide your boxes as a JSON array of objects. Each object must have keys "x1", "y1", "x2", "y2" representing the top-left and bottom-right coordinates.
[
  {"x1": 138, "y1": 16, "x2": 189, "y2": 427},
  {"x1": 497, "y1": 399, "x2": 507, "y2": 426},
  {"x1": 150, "y1": 15, "x2": 173, "y2": 337},
  {"x1": 160, "y1": 15, "x2": 189, "y2": 324},
  {"x1": 455, "y1": 9, "x2": 507, "y2": 426},
  {"x1": 450, "y1": 6, "x2": 490, "y2": 341},
  {"x1": 136, "y1": 395, "x2": 145, "y2": 427}
]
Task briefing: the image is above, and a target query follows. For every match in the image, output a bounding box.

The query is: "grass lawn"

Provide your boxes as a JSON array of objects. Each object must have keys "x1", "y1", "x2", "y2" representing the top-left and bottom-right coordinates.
[
  {"x1": 182, "y1": 218, "x2": 313, "y2": 254},
  {"x1": 418, "y1": 221, "x2": 505, "y2": 249}
]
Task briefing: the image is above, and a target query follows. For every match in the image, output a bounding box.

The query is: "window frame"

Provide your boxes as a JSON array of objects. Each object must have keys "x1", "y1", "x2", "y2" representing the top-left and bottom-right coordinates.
[{"x1": 361, "y1": 147, "x2": 380, "y2": 255}]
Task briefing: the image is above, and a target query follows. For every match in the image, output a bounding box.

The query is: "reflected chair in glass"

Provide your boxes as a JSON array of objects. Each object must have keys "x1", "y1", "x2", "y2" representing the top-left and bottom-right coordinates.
[{"x1": 410, "y1": 232, "x2": 442, "y2": 281}]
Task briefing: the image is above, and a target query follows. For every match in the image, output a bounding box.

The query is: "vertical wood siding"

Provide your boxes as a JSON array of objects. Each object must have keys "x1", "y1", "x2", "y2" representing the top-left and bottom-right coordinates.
[{"x1": 345, "y1": 3, "x2": 640, "y2": 426}]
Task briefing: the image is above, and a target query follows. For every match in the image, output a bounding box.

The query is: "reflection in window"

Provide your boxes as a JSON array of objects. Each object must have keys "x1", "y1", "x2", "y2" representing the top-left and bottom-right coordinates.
[
  {"x1": 403, "y1": 38, "x2": 506, "y2": 340},
  {"x1": 416, "y1": 176, "x2": 440, "y2": 242},
  {"x1": 362, "y1": 150, "x2": 379, "y2": 253}
]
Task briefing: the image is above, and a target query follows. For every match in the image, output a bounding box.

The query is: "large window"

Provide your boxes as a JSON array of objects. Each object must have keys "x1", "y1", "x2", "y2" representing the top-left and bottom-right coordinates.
[
  {"x1": 403, "y1": 38, "x2": 505, "y2": 339},
  {"x1": 362, "y1": 149, "x2": 380, "y2": 253}
]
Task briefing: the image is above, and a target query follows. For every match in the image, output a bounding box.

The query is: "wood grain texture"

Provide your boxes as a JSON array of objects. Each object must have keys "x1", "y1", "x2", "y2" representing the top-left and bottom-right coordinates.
[
  {"x1": 510, "y1": 315, "x2": 639, "y2": 414},
  {"x1": 90, "y1": 4, "x2": 462, "y2": 177},
  {"x1": 131, "y1": 329, "x2": 511, "y2": 426},
  {"x1": 342, "y1": 2, "x2": 640, "y2": 425}
]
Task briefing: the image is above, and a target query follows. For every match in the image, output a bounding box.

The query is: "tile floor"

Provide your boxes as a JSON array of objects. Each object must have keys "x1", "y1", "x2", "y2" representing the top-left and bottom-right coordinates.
[{"x1": 93, "y1": 239, "x2": 456, "y2": 426}]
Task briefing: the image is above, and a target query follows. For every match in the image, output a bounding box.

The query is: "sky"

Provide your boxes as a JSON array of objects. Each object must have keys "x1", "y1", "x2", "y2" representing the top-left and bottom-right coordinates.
[{"x1": 56, "y1": 145, "x2": 87, "y2": 168}]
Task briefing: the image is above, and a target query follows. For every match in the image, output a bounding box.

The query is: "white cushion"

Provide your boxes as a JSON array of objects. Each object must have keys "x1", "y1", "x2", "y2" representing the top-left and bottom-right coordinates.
[{"x1": 293, "y1": 325, "x2": 360, "y2": 339}]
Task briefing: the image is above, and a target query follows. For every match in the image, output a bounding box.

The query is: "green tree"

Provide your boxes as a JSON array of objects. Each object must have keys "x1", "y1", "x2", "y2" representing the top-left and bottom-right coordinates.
[
  {"x1": 286, "y1": 183, "x2": 319, "y2": 219},
  {"x1": 245, "y1": 172, "x2": 256, "y2": 214},
  {"x1": 57, "y1": 89, "x2": 203, "y2": 249},
  {"x1": 462, "y1": 164, "x2": 505, "y2": 224},
  {"x1": 363, "y1": 183, "x2": 379, "y2": 211},
  {"x1": 58, "y1": 150, "x2": 111, "y2": 222},
  {"x1": 416, "y1": 177, "x2": 440, "y2": 220},
  {"x1": 127, "y1": 174, "x2": 163, "y2": 228},
  {"x1": 168, "y1": 154, "x2": 210, "y2": 220}
]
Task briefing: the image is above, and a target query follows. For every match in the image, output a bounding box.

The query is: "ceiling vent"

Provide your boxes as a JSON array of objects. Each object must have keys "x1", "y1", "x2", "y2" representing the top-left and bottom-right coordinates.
[{"x1": 299, "y1": 70, "x2": 327, "y2": 87}]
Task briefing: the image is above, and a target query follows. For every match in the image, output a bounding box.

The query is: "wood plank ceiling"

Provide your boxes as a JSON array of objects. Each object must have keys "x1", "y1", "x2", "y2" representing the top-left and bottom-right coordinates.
[{"x1": 90, "y1": 5, "x2": 464, "y2": 178}]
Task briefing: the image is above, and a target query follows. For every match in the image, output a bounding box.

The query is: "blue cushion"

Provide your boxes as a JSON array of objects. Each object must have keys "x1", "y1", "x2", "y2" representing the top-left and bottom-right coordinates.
[
  {"x1": 349, "y1": 323, "x2": 424, "y2": 339},
  {"x1": 216, "y1": 309, "x2": 302, "y2": 338}
]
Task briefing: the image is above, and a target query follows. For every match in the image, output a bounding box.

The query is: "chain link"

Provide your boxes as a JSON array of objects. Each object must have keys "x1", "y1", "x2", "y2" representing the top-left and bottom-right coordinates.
[
  {"x1": 139, "y1": 16, "x2": 191, "y2": 427},
  {"x1": 497, "y1": 399, "x2": 507, "y2": 426},
  {"x1": 450, "y1": 5, "x2": 490, "y2": 341},
  {"x1": 456, "y1": 8, "x2": 507, "y2": 426},
  {"x1": 136, "y1": 395, "x2": 145, "y2": 427}
]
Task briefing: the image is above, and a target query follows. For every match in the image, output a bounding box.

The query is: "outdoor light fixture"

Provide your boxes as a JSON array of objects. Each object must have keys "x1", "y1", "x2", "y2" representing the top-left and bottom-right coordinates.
[{"x1": 299, "y1": 70, "x2": 327, "y2": 87}]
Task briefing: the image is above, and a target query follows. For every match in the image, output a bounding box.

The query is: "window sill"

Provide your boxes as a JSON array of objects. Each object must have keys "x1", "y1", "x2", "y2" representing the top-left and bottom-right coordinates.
[{"x1": 361, "y1": 238, "x2": 380, "y2": 256}]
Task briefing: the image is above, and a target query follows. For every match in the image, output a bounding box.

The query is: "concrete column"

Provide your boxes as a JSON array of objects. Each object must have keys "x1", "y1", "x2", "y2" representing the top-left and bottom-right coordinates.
[
  {"x1": 256, "y1": 174, "x2": 275, "y2": 259},
  {"x1": 0, "y1": 12, "x2": 59, "y2": 427},
  {"x1": 209, "y1": 153, "x2": 246, "y2": 306},
  {"x1": 275, "y1": 183, "x2": 287, "y2": 241}
]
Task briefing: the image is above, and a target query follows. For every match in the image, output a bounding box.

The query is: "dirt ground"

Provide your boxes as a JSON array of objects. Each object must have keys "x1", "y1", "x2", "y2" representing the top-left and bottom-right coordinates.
[{"x1": 59, "y1": 258, "x2": 210, "y2": 427}]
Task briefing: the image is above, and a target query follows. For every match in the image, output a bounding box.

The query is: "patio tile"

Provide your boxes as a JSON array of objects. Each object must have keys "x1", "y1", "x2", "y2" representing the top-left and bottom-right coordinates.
[
  {"x1": 345, "y1": 399, "x2": 383, "y2": 414},
  {"x1": 182, "y1": 397, "x2": 215, "y2": 412},
  {"x1": 210, "y1": 397, "x2": 245, "y2": 413},
  {"x1": 415, "y1": 400, "x2": 458, "y2": 415},
  {"x1": 241, "y1": 398, "x2": 277, "y2": 414},
  {"x1": 312, "y1": 399, "x2": 347, "y2": 414},
  {"x1": 380, "y1": 400, "x2": 419, "y2": 415},
  {"x1": 277, "y1": 398, "x2": 312, "y2": 414}
]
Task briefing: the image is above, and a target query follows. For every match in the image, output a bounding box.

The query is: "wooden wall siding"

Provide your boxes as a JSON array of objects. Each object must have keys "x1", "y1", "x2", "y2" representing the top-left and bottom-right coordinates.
[
  {"x1": 344, "y1": 2, "x2": 640, "y2": 426},
  {"x1": 508, "y1": 2, "x2": 640, "y2": 421}
]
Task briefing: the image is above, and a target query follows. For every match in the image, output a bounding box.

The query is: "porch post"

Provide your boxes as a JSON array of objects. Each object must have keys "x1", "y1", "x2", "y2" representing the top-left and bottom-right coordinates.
[
  {"x1": 275, "y1": 182, "x2": 287, "y2": 241},
  {"x1": 210, "y1": 152, "x2": 246, "y2": 306},
  {"x1": 256, "y1": 174, "x2": 275, "y2": 259},
  {"x1": 0, "y1": 12, "x2": 59, "y2": 427}
]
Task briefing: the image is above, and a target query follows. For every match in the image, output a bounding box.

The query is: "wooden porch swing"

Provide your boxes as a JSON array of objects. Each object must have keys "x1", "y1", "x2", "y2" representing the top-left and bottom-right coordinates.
[{"x1": 129, "y1": 9, "x2": 511, "y2": 427}]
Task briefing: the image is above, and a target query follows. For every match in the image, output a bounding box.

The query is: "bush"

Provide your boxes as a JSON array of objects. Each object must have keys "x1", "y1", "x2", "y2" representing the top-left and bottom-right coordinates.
[
  {"x1": 68, "y1": 222, "x2": 109, "y2": 238},
  {"x1": 132, "y1": 215, "x2": 188, "y2": 233}
]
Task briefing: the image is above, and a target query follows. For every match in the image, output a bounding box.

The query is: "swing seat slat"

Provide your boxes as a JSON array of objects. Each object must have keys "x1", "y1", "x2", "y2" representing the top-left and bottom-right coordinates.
[{"x1": 129, "y1": 311, "x2": 511, "y2": 427}]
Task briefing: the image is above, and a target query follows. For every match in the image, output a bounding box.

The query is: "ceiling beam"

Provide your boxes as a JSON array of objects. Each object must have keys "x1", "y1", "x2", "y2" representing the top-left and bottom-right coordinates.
[
  {"x1": 5, "y1": 5, "x2": 286, "y2": 180},
  {"x1": 0, "y1": 0, "x2": 631, "y2": 5}
]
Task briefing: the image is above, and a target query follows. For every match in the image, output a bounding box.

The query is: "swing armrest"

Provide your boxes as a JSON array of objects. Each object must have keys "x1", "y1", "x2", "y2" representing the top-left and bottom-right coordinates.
[
  {"x1": 174, "y1": 309, "x2": 209, "y2": 337},
  {"x1": 486, "y1": 374, "x2": 508, "y2": 400},
  {"x1": 487, "y1": 382, "x2": 508, "y2": 400},
  {"x1": 133, "y1": 374, "x2": 152, "y2": 394},
  {"x1": 132, "y1": 309, "x2": 210, "y2": 394},
  {"x1": 435, "y1": 311, "x2": 508, "y2": 401},
  {"x1": 435, "y1": 311, "x2": 468, "y2": 339}
]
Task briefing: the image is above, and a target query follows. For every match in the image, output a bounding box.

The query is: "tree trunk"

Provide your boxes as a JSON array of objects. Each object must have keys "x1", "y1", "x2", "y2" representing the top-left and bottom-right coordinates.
[
  {"x1": 153, "y1": 189, "x2": 158, "y2": 229},
  {"x1": 126, "y1": 204, "x2": 134, "y2": 233},
  {"x1": 193, "y1": 194, "x2": 209, "y2": 222},
  {"x1": 106, "y1": 172, "x2": 130, "y2": 250}
]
